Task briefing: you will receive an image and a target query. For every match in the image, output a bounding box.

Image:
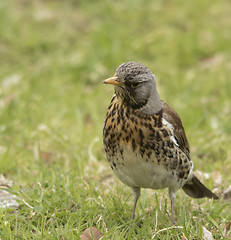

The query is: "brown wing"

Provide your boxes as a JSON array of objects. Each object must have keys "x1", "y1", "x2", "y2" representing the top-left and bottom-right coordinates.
[
  {"x1": 161, "y1": 101, "x2": 219, "y2": 199},
  {"x1": 161, "y1": 101, "x2": 190, "y2": 159}
]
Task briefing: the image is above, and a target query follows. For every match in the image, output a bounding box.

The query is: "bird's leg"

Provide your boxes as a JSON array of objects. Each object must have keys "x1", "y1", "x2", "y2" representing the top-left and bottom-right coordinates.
[
  {"x1": 169, "y1": 190, "x2": 176, "y2": 226},
  {"x1": 170, "y1": 198, "x2": 175, "y2": 226},
  {"x1": 128, "y1": 187, "x2": 140, "y2": 231}
]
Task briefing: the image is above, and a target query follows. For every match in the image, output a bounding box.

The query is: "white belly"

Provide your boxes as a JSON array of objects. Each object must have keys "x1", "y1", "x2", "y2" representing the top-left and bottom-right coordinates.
[{"x1": 108, "y1": 147, "x2": 180, "y2": 191}]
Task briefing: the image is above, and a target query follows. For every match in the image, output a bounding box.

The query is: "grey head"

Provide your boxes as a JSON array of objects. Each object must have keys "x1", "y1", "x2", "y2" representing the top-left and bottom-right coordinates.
[{"x1": 103, "y1": 62, "x2": 162, "y2": 115}]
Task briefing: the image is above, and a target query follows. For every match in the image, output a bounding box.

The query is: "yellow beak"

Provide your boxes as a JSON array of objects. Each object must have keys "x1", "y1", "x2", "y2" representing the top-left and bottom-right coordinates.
[{"x1": 103, "y1": 76, "x2": 122, "y2": 86}]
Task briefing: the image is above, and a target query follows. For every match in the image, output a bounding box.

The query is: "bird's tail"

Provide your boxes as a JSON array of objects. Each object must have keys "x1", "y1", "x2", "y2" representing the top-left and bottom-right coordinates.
[{"x1": 182, "y1": 174, "x2": 218, "y2": 199}]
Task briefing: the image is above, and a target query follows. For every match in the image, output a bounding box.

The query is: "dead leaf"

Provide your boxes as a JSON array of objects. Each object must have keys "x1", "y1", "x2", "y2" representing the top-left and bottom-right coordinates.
[
  {"x1": 194, "y1": 170, "x2": 221, "y2": 190},
  {"x1": 80, "y1": 227, "x2": 103, "y2": 240},
  {"x1": 223, "y1": 185, "x2": 231, "y2": 201},
  {"x1": 181, "y1": 232, "x2": 188, "y2": 240},
  {"x1": 0, "y1": 175, "x2": 13, "y2": 187},
  {"x1": 0, "y1": 175, "x2": 18, "y2": 209},
  {"x1": 199, "y1": 54, "x2": 224, "y2": 69},
  {"x1": 40, "y1": 151, "x2": 54, "y2": 164},
  {"x1": 222, "y1": 221, "x2": 231, "y2": 237},
  {"x1": 194, "y1": 170, "x2": 210, "y2": 181},
  {"x1": 2, "y1": 74, "x2": 21, "y2": 88},
  {"x1": 212, "y1": 171, "x2": 222, "y2": 187},
  {"x1": 225, "y1": 221, "x2": 231, "y2": 232},
  {"x1": 202, "y1": 226, "x2": 214, "y2": 240}
]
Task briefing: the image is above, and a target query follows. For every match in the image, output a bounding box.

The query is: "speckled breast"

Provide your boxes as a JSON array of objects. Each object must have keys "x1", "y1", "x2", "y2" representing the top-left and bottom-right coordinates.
[{"x1": 103, "y1": 95, "x2": 192, "y2": 190}]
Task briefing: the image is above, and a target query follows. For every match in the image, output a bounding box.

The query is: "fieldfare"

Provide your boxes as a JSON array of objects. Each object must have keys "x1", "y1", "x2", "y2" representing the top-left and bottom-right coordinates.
[{"x1": 103, "y1": 62, "x2": 218, "y2": 229}]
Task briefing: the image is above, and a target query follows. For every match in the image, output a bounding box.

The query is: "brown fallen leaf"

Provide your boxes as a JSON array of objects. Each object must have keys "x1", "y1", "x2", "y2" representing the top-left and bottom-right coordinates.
[
  {"x1": 222, "y1": 221, "x2": 231, "y2": 238},
  {"x1": 225, "y1": 221, "x2": 231, "y2": 232},
  {"x1": 80, "y1": 227, "x2": 103, "y2": 240},
  {"x1": 40, "y1": 151, "x2": 54, "y2": 164}
]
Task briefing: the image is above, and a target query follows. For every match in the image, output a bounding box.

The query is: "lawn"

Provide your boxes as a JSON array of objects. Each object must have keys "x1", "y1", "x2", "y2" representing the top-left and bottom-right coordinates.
[{"x1": 0, "y1": 0, "x2": 231, "y2": 239}]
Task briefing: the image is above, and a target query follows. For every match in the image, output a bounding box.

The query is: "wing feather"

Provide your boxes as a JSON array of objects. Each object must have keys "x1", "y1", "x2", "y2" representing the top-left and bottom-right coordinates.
[{"x1": 161, "y1": 101, "x2": 190, "y2": 159}]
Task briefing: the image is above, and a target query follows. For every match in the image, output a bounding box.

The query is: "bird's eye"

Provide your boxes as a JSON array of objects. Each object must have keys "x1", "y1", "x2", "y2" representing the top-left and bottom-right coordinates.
[{"x1": 130, "y1": 82, "x2": 141, "y2": 88}]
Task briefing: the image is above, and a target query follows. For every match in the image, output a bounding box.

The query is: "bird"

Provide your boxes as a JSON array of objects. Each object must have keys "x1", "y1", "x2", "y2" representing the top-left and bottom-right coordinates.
[{"x1": 102, "y1": 61, "x2": 218, "y2": 229}]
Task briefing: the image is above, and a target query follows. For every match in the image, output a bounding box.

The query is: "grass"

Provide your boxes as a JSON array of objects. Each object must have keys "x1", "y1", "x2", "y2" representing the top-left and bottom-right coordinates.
[{"x1": 0, "y1": 0, "x2": 231, "y2": 239}]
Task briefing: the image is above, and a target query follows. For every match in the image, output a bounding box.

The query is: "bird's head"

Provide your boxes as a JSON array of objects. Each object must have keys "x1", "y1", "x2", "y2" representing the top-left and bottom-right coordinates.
[{"x1": 103, "y1": 62, "x2": 161, "y2": 114}]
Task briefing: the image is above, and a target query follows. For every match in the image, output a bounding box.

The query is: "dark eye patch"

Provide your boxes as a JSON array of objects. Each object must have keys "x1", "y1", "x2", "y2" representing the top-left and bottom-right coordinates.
[
  {"x1": 131, "y1": 82, "x2": 141, "y2": 88},
  {"x1": 124, "y1": 81, "x2": 141, "y2": 88}
]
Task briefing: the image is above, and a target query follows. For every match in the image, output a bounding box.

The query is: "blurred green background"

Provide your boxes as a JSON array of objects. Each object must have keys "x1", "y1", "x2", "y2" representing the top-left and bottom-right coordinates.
[{"x1": 0, "y1": 0, "x2": 231, "y2": 239}]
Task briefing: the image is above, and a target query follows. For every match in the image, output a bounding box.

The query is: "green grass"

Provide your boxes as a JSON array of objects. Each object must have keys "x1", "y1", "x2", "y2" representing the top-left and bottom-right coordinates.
[{"x1": 0, "y1": 0, "x2": 231, "y2": 239}]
